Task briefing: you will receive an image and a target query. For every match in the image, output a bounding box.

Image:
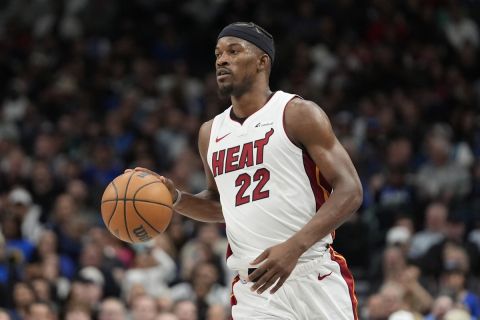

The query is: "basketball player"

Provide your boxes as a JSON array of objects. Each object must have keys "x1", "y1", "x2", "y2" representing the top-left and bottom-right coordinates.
[{"x1": 129, "y1": 22, "x2": 362, "y2": 319}]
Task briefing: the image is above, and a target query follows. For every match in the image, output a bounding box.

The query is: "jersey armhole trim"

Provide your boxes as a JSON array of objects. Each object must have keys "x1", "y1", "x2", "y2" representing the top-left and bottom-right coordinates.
[
  {"x1": 206, "y1": 113, "x2": 224, "y2": 169},
  {"x1": 281, "y1": 95, "x2": 305, "y2": 154}
]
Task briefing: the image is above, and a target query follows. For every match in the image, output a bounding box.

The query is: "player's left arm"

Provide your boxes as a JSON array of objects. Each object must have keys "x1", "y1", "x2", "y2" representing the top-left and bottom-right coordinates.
[
  {"x1": 249, "y1": 98, "x2": 363, "y2": 294},
  {"x1": 286, "y1": 98, "x2": 363, "y2": 254}
]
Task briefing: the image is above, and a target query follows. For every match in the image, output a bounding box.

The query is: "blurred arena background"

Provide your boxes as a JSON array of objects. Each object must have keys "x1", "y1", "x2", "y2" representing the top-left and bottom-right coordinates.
[{"x1": 0, "y1": 0, "x2": 480, "y2": 319}]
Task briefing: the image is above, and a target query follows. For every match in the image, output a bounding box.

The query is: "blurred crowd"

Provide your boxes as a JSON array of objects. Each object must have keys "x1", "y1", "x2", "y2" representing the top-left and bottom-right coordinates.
[{"x1": 0, "y1": 0, "x2": 479, "y2": 319}]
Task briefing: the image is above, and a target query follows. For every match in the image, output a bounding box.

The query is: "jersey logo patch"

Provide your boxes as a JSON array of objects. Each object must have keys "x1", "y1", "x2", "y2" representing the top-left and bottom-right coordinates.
[
  {"x1": 255, "y1": 122, "x2": 274, "y2": 128},
  {"x1": 215, "y1": 132, "x2": 231, "y2": 143}
]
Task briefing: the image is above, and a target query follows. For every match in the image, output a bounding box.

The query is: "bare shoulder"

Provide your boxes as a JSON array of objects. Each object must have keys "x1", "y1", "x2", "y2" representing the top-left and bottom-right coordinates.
[
  {"x1": 199, "y1": 119, "x2": 214, "y2": 136},
  {"x1": 198, "y1": 119, "x2": 214, "y2": 156},
  {"x1": 284, "y1": 97, "x2": 334, "y2": 147}
]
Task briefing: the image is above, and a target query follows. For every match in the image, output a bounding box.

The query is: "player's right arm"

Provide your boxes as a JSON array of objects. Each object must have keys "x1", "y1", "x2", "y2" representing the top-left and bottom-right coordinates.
[{"x1": 129, "y1": 120, "x2": 224, "y2": 223}]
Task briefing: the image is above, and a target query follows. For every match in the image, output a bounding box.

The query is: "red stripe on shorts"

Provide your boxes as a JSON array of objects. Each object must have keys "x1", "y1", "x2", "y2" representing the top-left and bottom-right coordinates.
[
  {"x1": 226, "y1": 243, "x2": 233, "y2": 259},
  {"x1": 329, "y1": 247, "x2": 358, "y2": 320},
  {"x1": 229, "y1": 275, "x2": 240, "y2": 320}
]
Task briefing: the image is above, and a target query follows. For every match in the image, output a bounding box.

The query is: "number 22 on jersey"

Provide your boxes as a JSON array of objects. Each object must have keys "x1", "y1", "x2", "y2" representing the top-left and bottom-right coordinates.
[{"x1": 235, "y1": 168, "x2": 270, "y2": 206}]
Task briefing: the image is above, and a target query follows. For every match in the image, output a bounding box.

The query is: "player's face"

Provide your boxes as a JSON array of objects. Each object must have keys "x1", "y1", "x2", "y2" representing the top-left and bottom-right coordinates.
[{"x1": 215, "y1": 37, "x2": 259, "y2": 98}]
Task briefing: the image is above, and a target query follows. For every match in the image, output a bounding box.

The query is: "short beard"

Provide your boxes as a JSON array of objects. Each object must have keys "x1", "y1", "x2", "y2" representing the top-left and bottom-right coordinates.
[
  {"x1": 218, "y1": 83, "x2": 234, "y2": 99},
  {"x1": 217, "y1": 77, "x2": 254, "y2": 100}
]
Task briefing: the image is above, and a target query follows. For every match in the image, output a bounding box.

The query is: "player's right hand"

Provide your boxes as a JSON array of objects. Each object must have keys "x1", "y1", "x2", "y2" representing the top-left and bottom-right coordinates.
[{"x1": 124, "y1": 167, "x2": 177, "y2": 203}]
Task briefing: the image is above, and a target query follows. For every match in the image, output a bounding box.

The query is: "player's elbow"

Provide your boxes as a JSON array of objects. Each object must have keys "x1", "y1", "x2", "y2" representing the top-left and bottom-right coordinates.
[{"x1": 349, "y1": 180, "x2": 363, "y2": 211}]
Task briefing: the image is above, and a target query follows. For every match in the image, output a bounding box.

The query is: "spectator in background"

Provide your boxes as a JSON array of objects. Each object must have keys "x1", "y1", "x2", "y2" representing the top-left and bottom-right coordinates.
[
  {"x1": 374, "y1": 244, "x2": 433, "y2": 315},
  {"x1": 469, "y1": 161, "x2": 480, "y2": 215},
  {"x1": 64, "y1": 304, "x2": 91, "y2": 320},
  {"x1": 28, "y1": 160, "x2": 61, "y2": 223},
  {"x1": 83, "y1": 227, "x2": 129, "y2": 291},
  {"x1": 374, "y1": 166, "x2": 416, "y2": 233},
  {"x1": 179, "y1": 224, "x2": 229, "y2": 285},
  {"x1": 378, "y1": 283, "x2": 406, "y2": 318},
  {"x1": 424, "y1": 295, "x2": 454, "y2": 320},
  {"x1": 408, "y1": 202, "x2": 447, "y2": 260},
  {"x1": 155, "y1": 312, "x2": 178, "y2": 320},
  {"x1": 33, "y1": 131, "x2": 61, "y2": 164},
  {"x1": 48, "y1": 194, "x2": 83, "y2": 262},
  {"x1": 78, "y1": 238, "x2": 122, "y2": 299},
  {"x1": 444, "y1": 308, "x2": 473, "y2": 320},
  {"x1": 205, "y1": 304, "x2": 227, "y2": 320},
  {"x1": 38, "y1": 254, "x2": 70, "y2": 303},
  {"x1": 399, "y1": 266, "x2": 433, "y2": 315},
  {"x1": 155, "y1": 313, "x2": 179, "y2": 320},
  {"x1": 97, "y1": 298, "x2": 127, "y2": 320},
  {"x1": 104, "y1": 111, "x2": 135, "y2": 159},
  {"x1": 383, "y1": 245, "x2": 410, "y2": 283},
  {"x1": 444, "y1": 5, "x2": 479, "y2": 51},
  {"x1": 0, "y1": 232, "x2": 19, "y2": 307},
  {"x1": 0, "y1": 213, "x2": 34, "y2": 265},
  {"x1": 170, "y1": 262, "x2": 228, "y2": 319},
  {"x1": 82, "y1": 141, "x2": 124, "y2": 203},
  {"x1": 172, "y1": 300, "x2": 197, "y2": 320},
  {"x1": 162, "y1": 148, "x2": 205, "y2": 194},
  {"x1": 415, "y1": 128, "x2": 471, "y2": 203},
  {"x1": 31, "y1": 230, "x2": 76, "y2": 280},
  {"x1": 470, "y1": 213, "x2": 480, "y2": 253},
  {"x1": 164, "y1": 215, "x2": 188, "y2": 259},
  {"x1": 123, "y1": 236, "x2": 176, "y2": 301},
  {"x1": 7, "y1": 187, "x2": 43, "y2": 244},
  {"x1": 66, "y1": 267, "x2": 105, "y2": 316},
  {"x1": 0, "y1": 147, "x2": 30, "y2": 191},
  {"x1": 65, "y1": 179, "x2": 96, "y2": 218},
  {"x1": 10, "y1": 282, "x2": 35, "y2": 320},
  {"x1": 419, "y1": 213, "x2": 480, "y2": 279},
  {"x1": 129, "y1": 295, "x2": 157, "y2": 320},
  {"x1": 24, "y1": 301, "x2": 57, "y2": 320},
  {"x1": 365, "y1": 293, "x2": 389, "y2": 320},
  {"x1": 387, "y1": 310, "x2": 416, "y2": 320},
  {"x1": 31, "y1": 277, "x2": 56, "y2": 309},
  {"x1": 393, "y1": 216, "x2": 415, "y2": 240},
  {"x1": 366, "y1": 224, "x2": 412, "y2": 277},
  {"x1": 85, "y1": 227, "x2": 134, "y2": 268},
  {"x1": 385, "y1": 224, "x2": 413, "y2": 257},
  {"x1": 439, "y1": 264, "x2": 480, "y2": 318},
  {"x1": 0, "y1": 309, "x2": 11, "y2": 320}
]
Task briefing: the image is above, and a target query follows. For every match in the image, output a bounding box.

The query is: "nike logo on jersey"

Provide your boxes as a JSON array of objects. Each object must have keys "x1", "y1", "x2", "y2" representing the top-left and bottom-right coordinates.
[
  {"x1": 216, "y1": 132, "x2": 231, "y2": 143},
  {"x1": 318, "y1": 271, "x2": 332, "y2": 281}
]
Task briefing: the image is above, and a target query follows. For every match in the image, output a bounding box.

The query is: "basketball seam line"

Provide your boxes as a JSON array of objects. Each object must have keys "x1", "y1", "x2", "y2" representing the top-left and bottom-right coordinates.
[
  {"x1": 102, "y1": 199, "x2": 172, "y2": 209},
  {"x1": 107, "y1": 181, "x2": 119, "y2": 228},
  {"x1": 132, "y1": 179, "x2": 171, "y2": 235},
  {"x1": 132, "y1": 180, "x2": 173, "y2": 209},
  {"x1": 132, "y1": 199, "x2": 162, "y2": 234},
  {"x1": 124, "y1": 172, "x2": 135, "y2": 242}
]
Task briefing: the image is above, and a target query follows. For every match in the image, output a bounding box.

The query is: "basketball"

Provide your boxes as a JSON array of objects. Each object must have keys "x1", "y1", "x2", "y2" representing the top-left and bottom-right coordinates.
[{"x1": 101, "y1": 171, "x2": 173, "y2": 243}]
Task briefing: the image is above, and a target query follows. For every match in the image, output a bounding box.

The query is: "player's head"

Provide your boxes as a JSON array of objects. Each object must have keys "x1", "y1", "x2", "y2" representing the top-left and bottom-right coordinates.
[{"x1": 215, "y1": 22, "x2": 274, "y2": 98}]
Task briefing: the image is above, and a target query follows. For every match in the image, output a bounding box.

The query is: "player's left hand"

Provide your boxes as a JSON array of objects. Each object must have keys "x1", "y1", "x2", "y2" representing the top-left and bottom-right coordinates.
[{"x1": 248, "y1": 240, "x2": 303, "y2": 295}]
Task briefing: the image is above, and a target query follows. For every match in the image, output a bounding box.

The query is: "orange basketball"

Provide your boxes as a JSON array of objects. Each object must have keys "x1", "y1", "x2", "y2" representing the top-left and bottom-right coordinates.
[{"x1": 101, "y1": 171, "x2": 173, "y2": 243}]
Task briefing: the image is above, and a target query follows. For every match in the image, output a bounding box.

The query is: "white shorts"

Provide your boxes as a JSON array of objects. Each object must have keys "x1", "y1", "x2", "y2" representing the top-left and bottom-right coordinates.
[{"x1": 230, "y1": 248, "x2": 358, "y2": 320}]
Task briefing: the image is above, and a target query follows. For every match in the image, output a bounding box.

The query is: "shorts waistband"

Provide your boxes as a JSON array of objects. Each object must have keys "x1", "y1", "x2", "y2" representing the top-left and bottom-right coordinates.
[{"x1": 237, "y1": 249, "x2": 330, "y2": 283}]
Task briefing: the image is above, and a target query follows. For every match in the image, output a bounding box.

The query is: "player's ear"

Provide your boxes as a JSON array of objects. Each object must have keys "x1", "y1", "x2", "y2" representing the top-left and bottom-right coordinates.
[{"x1": 257, "y1": 54, "x2": 269, "y2": 72}]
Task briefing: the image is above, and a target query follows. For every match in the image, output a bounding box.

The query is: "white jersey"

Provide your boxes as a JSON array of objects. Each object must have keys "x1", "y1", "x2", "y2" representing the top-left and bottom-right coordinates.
[{"x1": 207, "y1": 91, "x2": 333, "y2": 268}]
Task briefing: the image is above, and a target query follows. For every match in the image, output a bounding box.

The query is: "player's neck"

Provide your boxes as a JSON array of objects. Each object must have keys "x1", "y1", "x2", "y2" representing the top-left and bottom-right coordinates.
[{"x1": 231, "y1": 86, "x2": 273, "y2": 118}]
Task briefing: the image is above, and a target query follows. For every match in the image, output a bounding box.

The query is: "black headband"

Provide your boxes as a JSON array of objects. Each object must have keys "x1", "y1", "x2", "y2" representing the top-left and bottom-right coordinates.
[{"x1": 218, "y1": 22, "x2": 275, "y2": 63}]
